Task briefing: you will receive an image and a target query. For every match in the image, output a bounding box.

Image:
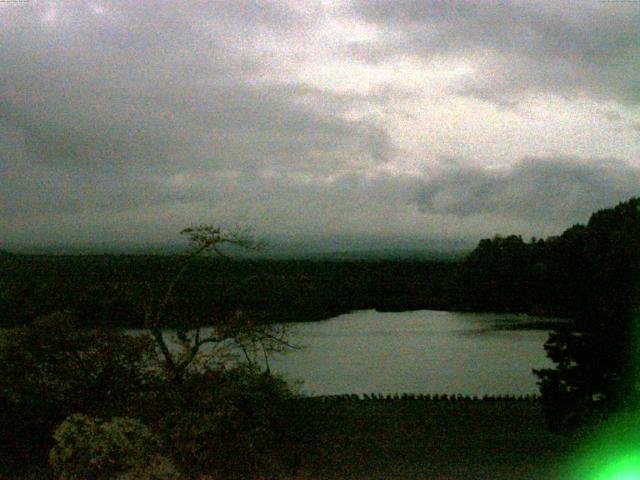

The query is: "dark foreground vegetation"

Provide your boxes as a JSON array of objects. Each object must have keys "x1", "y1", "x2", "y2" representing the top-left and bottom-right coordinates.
[
  {"x1": 2, "y1": 384, "x2": 573, "y2": 480},
  {"x1": 0, "y1": 197, "x2": 638, "y2": 478},
  {"x1": 0, "y1": 310, "x2": 300, "y2": 479}
]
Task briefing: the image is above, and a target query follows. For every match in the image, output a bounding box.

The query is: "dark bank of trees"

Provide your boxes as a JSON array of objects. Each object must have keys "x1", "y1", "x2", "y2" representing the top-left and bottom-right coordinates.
[
  {"x1": 452, "y1": 208, "x2": 638, "y2": 320},
  {"x1": 452, "y1": 197, "x2": 640, "y2": 430},
  {"x1": 452, "y1": 198, "x2": 640, "y2": 431},
  {"x1": 2, "y1": 199, "x2": 636, "y2": 331},
  {"x1": 534, "y1": 198, "x2": 640, "y2": 431},
  {"x1": 0, "y1": 254, "x2": 457, "y2": 330}
]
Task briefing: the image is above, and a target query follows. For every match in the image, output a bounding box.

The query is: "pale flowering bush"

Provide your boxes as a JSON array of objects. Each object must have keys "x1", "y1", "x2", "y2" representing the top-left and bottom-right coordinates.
[{"x1": 49, "y1": 414, "x2": 159, "y2": 480}]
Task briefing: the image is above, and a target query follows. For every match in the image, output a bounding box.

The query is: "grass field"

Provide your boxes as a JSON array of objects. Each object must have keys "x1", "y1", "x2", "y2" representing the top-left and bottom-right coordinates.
[{"x1": 289, "y1": 399, "x2": 574, "y2": 480}]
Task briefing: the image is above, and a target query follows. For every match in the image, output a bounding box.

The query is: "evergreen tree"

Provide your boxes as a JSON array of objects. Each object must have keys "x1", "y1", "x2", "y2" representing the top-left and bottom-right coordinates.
[{"x1": 534, "y1": 198, "x2": 640, "y2": 431}]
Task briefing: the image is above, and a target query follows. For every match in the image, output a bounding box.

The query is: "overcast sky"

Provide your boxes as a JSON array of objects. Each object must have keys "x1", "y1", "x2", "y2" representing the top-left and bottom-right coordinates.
[{"x1": 1, "y1": 0, "x2": 639, "y2": 251}]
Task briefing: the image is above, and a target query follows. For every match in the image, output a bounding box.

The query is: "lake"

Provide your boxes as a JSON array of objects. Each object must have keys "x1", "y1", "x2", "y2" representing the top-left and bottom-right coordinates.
[{"x1": 160, "y1": 309, "x2": 562, "y2": 396}]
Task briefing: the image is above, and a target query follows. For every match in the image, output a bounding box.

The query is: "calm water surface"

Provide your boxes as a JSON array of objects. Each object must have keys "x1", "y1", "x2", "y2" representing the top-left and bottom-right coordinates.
[
  {"x1": 155, "y1": 309, "x2": 561, "y2": 396},
  {"x1": 263, "y1": 310, "x2": 559, "y2": 396},
  {"x1": 2, "y1": 309, "x2": 561, "y2": 396}
]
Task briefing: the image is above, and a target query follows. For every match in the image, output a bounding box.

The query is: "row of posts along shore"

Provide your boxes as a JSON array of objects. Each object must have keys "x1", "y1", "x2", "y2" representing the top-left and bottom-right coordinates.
[{"x1": 306, "y1": 393, "x2": 541, "y2": 403}]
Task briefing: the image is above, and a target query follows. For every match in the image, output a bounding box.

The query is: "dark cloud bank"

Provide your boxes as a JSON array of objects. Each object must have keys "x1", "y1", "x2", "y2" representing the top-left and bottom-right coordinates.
[
  {"x1": 1, "y1": 1, "x2": 638, "y2": 251},
  {"x1": 413, "y1": 157, "x2": 640, "y2": 226}
]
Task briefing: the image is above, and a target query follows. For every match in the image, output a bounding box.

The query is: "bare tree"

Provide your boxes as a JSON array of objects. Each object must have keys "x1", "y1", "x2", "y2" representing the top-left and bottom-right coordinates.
[{"x1": 140, "y1": 225, "x2": 293, "y2": 383}]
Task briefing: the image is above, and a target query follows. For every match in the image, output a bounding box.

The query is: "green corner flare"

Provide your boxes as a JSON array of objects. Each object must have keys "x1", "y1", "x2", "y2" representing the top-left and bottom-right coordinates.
[
  {"x1": 567, "y1": 304, "x2": 640, "y2": 479},
  {"x1": 565, "y1": 413, "x2": 640, "y2": 479}
]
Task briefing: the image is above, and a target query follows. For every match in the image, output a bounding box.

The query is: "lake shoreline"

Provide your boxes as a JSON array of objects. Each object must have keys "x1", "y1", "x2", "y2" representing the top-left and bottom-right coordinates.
[{"x1": 130, "y1": 309, "x2": 559, "y2": 396}]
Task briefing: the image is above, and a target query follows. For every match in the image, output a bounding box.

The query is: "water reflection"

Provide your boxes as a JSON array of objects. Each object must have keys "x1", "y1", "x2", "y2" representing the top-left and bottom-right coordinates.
[
  {"x1": 148, "y1": 309, "x2": 564, "y2": 397},
  {"x1": 265, "y1": 310, "x2": 562, "y2": 396}
]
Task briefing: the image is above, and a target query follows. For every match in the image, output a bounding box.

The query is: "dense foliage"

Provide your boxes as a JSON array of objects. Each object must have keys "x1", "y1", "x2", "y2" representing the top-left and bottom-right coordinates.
[
  {"x1": 155, "y1": 365, "x2": 298, "y2": 479},
  {"x1": 0, "y1": 255, "x2": 457, "y2": 329},
  {"x1": 453, "y1": 198, "x2": 640, "y2": 430},
  {"x1": 453, "y1": 201, "x2": 639, "y2": 319},
  {"x1": 534, "y1": 198, "x2": 640, "y2": 431},
  {"x1": 0, "y1": 312, "x2": 156, "y2": 471},
  {"x1": 0, "y1": 312, "x2": 299, "y2": 478}
]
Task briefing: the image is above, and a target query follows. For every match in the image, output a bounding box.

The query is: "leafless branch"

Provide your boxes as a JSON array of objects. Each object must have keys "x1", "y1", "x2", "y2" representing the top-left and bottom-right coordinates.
[{"x1": 137, "y1": 224, "x2": 295, "y2": 384}]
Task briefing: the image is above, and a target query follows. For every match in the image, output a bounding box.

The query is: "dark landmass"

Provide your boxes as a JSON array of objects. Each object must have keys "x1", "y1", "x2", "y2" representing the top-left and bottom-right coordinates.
[
  {"x1": 2, "y1": 236, "x2": 473, "y2": 260},
  {"x1": 1, "y1": 198, "x2": 638, "y2": 329},
  {"x1": 0, "y1": 254, "x2": 457, "y2": 328},
  {"x1": 1, "y1": 198, "x2": 637, "y2": 480}
]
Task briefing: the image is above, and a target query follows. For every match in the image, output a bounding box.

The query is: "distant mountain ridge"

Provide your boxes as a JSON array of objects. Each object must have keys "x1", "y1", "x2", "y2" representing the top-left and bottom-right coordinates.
[
  {"x1": 1, "y1": 239, "x2": 473, "y2": 260},
  {"x1": 293, "y1": 248, "x2": 468, "y2": 261}
]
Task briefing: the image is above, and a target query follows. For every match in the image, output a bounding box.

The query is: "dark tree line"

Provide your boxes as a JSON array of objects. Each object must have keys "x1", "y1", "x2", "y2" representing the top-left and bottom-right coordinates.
[
  {"x1": 535, "y1": 198, "x2": 640, "y2": 431},
  {"x1": 0, "y1": 254, "x2": 457, "y2": 329},
  {"x1": 452, "y1": 197, "x2": 640, "y2": 429},
  {"x1": 452, "y1": 198, "x2": 640, "y2": 430}
]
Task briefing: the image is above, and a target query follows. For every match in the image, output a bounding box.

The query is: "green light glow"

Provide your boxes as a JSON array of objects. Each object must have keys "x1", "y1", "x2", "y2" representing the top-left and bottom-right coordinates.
[
  {"x1": 570, "y1": 450, "x2": 640, "y2": 480},
  {"x1": 565, "y1": 299, "x2": 640, "y2": 480},
  {"x1": 593, "y1": 454, "x2": 640, "y2": 480},
  {"x1": 565, "y1": 413, "x2": 640, "y2": 480}
]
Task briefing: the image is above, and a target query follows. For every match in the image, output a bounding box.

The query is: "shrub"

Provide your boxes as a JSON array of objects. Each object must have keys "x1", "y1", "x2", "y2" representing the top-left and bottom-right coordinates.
[
  {"x1": 158, "y1": 364, "x2": 298, "y2": 479},
  {"x1": 49, "y1": 414, "x2": 159, "y2": 479},
  {"x1": 0, "y1": 311, "x2": 157, "y2": 414},
  {"x1": 0, "y1": 311, "x2": 158, "y2": 469}
]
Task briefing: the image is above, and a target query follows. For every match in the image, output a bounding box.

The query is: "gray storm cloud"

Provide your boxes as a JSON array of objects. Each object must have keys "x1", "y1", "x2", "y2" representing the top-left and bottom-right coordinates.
[
  {"x1": 413, "y1": 157, "x2": 640, "y2": 226},
  {"x1": 1, "y1": 2, "x2": 388, "y2": 237},
  {"x1": 352, "y1": 0, "x2": 640, "y2": 106},
  {"x1": 0, "y1": 1, "x2": 638, "y2": 249}
]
